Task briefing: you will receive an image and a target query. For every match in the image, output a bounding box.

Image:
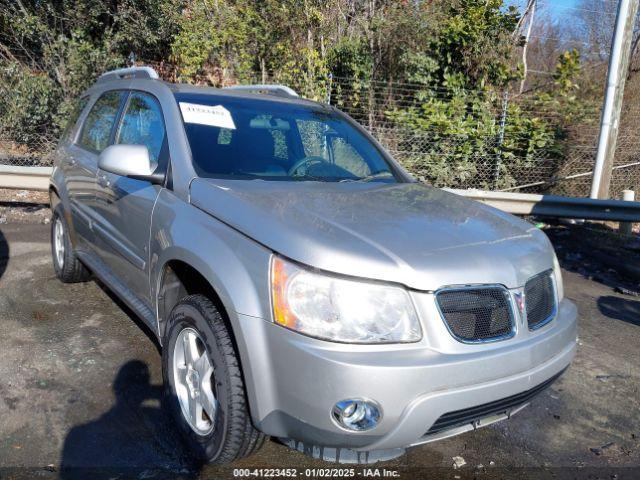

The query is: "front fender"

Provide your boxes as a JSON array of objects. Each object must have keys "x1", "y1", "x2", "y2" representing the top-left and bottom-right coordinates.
[
  {"x1": 150, "y1": 189, "x2": 275, "y2": 425},
  {"x1": 150, "y1": 188, "x2": 273, "y2": 327}
]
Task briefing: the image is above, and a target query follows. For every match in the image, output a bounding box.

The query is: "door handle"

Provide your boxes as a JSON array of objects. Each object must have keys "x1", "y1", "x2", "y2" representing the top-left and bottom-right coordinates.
[{"x1": 97, "y1": 174, "x2": 111, "y2": 188}]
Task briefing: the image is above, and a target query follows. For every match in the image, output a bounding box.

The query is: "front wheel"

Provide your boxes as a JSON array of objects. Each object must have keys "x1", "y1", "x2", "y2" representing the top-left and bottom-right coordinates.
[{"x1": 162, "y1": 294, "x2": 266, "y2": 464}]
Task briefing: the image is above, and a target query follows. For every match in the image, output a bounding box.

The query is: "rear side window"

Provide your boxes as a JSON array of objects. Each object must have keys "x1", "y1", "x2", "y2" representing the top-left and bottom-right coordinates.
[
  {"x1": 79, "y1": 91, "x2": 122, "y2": 152},
  {"x1": 61, "y1": 96, "x2": 89, "y2": 142},
  {"x1": 115, "y1": 92, "x2": 166, "y2": 163}
]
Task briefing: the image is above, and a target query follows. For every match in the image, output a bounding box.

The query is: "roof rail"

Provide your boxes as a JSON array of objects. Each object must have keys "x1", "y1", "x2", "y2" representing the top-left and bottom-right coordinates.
[
  {"x1": 223, "y1": 84, "x2": 299, "y2": 98},
  {"x1": 97, "y1": 66, "x2": 160, "y2": 84}
]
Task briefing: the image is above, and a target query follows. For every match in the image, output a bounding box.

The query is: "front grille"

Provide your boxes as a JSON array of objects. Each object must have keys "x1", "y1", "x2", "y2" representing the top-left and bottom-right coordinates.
[
  {"x1": 525, "y1": 270, "x2": 556, "y2": 329},
  {"x1": 425, "y1": 369, "x2": 565, "y2": 436},
  {"x1": 436, "y1": 287, "x2": 514, "y2": 342}
]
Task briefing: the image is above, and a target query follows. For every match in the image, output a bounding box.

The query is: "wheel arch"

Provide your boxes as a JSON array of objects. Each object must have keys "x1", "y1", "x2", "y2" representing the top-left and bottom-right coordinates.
[
  {"x1": 155, "y1": 256, "x2": 268, "y2": 429},
  {"x1": 156, "y1": 258, "x2": 231, "y2": 340},
  {"x1": 49, "y1": 181, "x2": 82, "y2": 247},
  {"x1": 49, "y1": 184, "x2": 61, "y2": 208},
  {"x1": 149, "y1": 193, "x2": 274, "y2": 427}
]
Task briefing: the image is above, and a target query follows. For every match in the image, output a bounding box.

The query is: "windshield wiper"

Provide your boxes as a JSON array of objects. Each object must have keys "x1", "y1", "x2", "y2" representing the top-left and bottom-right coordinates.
[
  {"x1": 291, "y1": 174, "x2": 327, "y2": 182},
  {"x1": 362, "y1": 171, "x2": 394, "y2": 182},
  {"x1": 340, "y1": 171, "x2": 394, "y2": 183}
]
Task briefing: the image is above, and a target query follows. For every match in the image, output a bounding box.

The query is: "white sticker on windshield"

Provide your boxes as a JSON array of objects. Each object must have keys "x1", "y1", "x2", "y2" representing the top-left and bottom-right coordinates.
[{"x1": 179, "y1": 102, "x2": 236, "y2": 130}]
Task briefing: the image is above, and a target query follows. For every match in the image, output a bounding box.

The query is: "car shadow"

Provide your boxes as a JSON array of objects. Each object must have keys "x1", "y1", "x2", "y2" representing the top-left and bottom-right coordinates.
[
  {"x1": 597, "y1": 295, "x2": 640, "y2": 327},
  {"x1": 59, "y1": 360, "x2": 203, "y2": 479}
]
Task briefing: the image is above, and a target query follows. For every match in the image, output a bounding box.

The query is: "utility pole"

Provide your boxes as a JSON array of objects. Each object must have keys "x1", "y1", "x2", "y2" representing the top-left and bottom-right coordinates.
[{"x1": 590, "y1": 0, "x2": 639, "y2": 199}]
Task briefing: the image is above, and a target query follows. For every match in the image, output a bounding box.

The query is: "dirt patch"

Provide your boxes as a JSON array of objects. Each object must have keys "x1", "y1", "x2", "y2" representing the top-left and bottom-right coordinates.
[
  {"x1": 542, "y1": 220, "x2": 640, "y2": 293},
  {"x1": 0, "y1": 189, "x2": 50, "y2": 224}
]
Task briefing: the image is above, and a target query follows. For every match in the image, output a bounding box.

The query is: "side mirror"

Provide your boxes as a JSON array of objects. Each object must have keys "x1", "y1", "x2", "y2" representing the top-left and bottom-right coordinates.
[{"x1": 98, "y1": 144, "x2": 163, "y2": 184}]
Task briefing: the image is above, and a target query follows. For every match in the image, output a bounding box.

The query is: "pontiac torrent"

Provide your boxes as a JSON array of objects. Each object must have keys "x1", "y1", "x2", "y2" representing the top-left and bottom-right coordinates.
[{"x1": 49, "y1": 66, "x2": 577, "y2": 464}]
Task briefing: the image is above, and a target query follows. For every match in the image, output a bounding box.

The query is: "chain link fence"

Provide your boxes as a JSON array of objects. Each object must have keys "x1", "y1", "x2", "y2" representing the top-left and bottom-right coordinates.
[
  {"x1": 1, "y1": 66, "x2": 640, "y2": 199},
  {"x1": 0, "y1": 128, "x2": 56, "y2": 167},
  {"x1": 324, "y1": 76, "x2": 639, "y2": 199}
]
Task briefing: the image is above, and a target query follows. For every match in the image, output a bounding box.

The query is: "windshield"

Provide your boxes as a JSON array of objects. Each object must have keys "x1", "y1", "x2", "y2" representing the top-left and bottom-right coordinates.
[{"x1": 175, "y1": 93, "x2": 400, "y2": 183}]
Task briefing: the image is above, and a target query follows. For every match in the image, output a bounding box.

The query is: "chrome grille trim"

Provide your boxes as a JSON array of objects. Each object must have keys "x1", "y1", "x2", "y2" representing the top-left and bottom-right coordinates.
[
  {"x1": 435, "y1": 284, "x2": 517, "y2": 344},
  {"x1": 525, "y1": 269, "x2": 558, "y2": 331}
]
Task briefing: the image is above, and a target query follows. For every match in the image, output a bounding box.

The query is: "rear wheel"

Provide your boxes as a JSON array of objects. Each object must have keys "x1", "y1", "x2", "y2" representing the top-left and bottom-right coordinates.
[
  {"x1": 163, "y1": 294, "x2": 266, "y2": 463},
  {"x1": 51, "y1": 204, "x2": 90, "y2": 283}
]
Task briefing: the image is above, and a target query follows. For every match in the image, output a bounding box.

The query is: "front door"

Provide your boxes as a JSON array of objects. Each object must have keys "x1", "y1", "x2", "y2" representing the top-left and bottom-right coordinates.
[{"x1": 92, "y1": 91, "x2": 168, "y2": 306}]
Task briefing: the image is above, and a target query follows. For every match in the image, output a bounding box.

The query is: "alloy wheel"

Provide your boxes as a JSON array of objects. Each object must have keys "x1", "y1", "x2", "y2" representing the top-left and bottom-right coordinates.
[
  {"x1": 172, "y1": 327, "x2": 217, "y2": 435},
  {"x1": 54, "y1": 217, "x2": 65, "y2": 269}
]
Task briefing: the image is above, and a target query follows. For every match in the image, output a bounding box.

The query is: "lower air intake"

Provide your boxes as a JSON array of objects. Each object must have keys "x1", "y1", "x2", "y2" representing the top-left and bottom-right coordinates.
[{"x1": 426, "y1": 369, "x2": 565, "y2": 436}]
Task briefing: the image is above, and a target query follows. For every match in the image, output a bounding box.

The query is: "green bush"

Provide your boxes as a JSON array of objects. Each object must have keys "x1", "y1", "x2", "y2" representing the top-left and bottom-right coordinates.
[{"x1": 0, "y1": 63, "x2": 61, "y2": 148}]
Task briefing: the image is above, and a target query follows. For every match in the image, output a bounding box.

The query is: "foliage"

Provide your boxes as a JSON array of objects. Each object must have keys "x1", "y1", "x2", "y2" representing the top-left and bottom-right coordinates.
[
  {"x1": 0, "y1": 62, "x2": 60, "y2": 147},
  {"x1": 0, "y1": 0, "x2": 587, "y2": 189},
  {"x1": 430, "y1": 0, "x2": 521, "y2": 88},
  {"x1": 386, "y1": 84, "x2": 558, "y2": 190},
  {"x1": 381, "y1": 1, "x2": 575, "y2": 189},
  {"x1": 170, "y1": 0, "x2": 257, "y2": 82}
]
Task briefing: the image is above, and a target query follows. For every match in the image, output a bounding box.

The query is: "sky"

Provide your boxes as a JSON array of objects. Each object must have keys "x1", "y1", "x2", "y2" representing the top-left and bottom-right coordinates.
[
  {"x1": 537, "y1": 0, "x2": 581, "y2": 17},
  {"x1": 506, "y1": 0, "x2": 603, "y2": 22}
]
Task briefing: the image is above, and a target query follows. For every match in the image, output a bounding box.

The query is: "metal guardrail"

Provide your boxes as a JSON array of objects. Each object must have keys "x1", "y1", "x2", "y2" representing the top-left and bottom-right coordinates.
[
  {"x1": 446, "y1": 188, "x2": 640, "y2": 222},
  {"x1": 0, "y1": 165, "x2": 51, "y2": 191},
  {"x1": 0, "y1": 166, "x2": 638, "y2": 222}
]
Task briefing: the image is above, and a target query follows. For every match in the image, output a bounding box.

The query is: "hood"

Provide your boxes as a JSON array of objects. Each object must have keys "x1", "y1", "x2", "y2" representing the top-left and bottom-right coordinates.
[{"x1": 190, "y1": 179, "x2": 554, "y2": 291}]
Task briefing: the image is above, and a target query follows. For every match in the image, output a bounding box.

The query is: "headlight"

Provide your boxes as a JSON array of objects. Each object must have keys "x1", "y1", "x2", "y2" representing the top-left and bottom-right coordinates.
[
  {"x1": 270, "y1": 256, "x2": 422, "y2": 343},
  {"x1": 552, "y1": 252, "x2": 564, "y2": 300}
]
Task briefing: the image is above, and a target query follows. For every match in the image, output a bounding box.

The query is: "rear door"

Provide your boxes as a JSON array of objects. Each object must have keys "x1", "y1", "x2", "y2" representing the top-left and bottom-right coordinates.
[
  {"x1": 92, "y1": 91, "x2": 168, "y2": 305},
  {"x1": 66, "y1": 90, "x2": 125, "y2": 250}
]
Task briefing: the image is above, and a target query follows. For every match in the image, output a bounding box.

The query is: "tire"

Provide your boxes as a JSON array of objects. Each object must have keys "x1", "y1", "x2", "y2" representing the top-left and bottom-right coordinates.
[
  {"x1": 51, "y1": 204, "x2": 91, "y2": 283},
  {"x1": 163, "y1": 294, "x2": 267, "y2": 464}
]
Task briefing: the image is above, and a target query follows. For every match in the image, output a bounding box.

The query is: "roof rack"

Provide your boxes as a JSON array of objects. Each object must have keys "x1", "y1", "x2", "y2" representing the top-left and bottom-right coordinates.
[
  {"x1": 223, "y1": 84, "x2": 299, "y2": 98},
  {"x1": 97, "y1": 66, "x2": 160, "y2": 84}
]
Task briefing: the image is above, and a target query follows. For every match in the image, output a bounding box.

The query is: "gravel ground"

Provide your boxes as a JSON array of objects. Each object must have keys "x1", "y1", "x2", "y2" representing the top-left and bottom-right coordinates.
[
  {"x1": 0, "y1": 189, "x2": 50, "y2": 225},
  {"x1": 0, "y1": 209, "x2": 638, "y2": 479}
]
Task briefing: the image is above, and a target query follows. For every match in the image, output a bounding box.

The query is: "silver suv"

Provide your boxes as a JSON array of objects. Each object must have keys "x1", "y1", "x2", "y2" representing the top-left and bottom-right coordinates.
[{"x1": 49, "y1": 66, "x2": 577, "y2": 464}]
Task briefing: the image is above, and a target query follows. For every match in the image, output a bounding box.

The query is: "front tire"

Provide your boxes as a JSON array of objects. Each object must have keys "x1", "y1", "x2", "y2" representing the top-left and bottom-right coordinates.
[
  {"x1": 51, "y1": 204, "x2": 91, "y2": 283},
  {"x1": 163, "y1": 294, "x2": 266, "y2": 464}
]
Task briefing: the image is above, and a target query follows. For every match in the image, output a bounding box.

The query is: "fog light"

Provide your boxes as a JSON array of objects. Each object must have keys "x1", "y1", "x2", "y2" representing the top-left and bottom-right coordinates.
[{"x1": 331, "y1": 399, "x2": 381, "y2": 431}]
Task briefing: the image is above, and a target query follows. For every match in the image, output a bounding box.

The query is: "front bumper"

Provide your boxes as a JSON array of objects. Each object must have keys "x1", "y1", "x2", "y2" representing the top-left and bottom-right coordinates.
[{"x1": 233, "y1": 296, "x2": 577, "y2": 451}]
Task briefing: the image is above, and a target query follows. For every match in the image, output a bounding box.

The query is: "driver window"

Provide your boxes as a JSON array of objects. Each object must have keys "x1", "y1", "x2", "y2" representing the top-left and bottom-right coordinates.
[
  {"x1": 116, "y1": 92, "x2": 165, "y2": 163},
  {"x1": 331, "y1": 137, "x2": 371, "y2": 177},
  {"x1": 297, "y1": 119, "x2": 372, "y2": 177}
]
